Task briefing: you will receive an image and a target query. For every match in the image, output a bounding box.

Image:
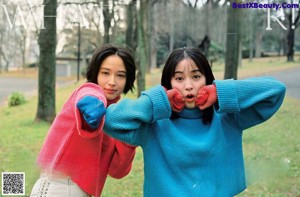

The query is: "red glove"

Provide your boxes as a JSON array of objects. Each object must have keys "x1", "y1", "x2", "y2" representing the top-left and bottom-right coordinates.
[
  {"x1": 195, "y1": 88, "x2": 209, "y2": 107},
  {"x1": 197, "y1": 84, "x2": 217, "y2": 110},
  {"x1": 165, "y1": 88, "x2": 185, "y2": 112}
]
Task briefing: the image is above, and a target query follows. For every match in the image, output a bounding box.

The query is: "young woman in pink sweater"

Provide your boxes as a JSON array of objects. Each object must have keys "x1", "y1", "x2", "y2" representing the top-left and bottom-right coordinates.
[{"x1": 30, "y1": 44, "x2": 136, "y2": 197}]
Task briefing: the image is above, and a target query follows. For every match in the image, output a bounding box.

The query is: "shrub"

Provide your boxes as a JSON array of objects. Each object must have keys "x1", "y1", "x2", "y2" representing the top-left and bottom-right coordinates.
[
  {"x1": 27, "y1": 62, "x2": 37, "y2": 68},
  {"x1": 8, "y1": 92, "x2": 26, "y2": 107}
]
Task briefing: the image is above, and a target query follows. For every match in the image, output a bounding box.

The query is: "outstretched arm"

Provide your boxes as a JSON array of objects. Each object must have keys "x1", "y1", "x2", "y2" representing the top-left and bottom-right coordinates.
[
  {"x1": 104, "y1": 85, "x2": 172, "y2": 146},
  {"x1": 215, "y1": 76, "x2": 286, "y2": 129},
  {"x1": 74, "y1": 83, "x2": 107, "y2": 138}
]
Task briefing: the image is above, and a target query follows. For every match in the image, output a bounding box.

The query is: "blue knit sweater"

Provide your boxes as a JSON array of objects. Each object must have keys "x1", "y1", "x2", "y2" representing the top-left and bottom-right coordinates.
[{"x1": 104, "y1": 77, "x2": 286, "y2": 197}]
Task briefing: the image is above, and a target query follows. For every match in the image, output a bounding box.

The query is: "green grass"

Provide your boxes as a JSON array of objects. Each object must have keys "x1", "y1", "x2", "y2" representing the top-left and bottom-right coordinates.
[
  {"x1": 0, "y1": 56, "x2": 300, "y2": 196},
  {"x1": 212, "y1": 55, "x2": 300, "y2": 80},
  {"x1": 237, "y1": 97, "x2": 300, "y2": 197},
  {"x1": 0, "y1": 81, "x2": 80, "y2": 197},
  {"x1": 102, "y1": 97, "x2": 300, "y2": 197}
]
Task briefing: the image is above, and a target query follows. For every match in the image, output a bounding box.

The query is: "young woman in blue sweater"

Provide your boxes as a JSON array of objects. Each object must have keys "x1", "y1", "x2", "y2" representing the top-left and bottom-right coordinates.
[{"x1": 103, "y1": 47, "x2": 286, "y2": 197}]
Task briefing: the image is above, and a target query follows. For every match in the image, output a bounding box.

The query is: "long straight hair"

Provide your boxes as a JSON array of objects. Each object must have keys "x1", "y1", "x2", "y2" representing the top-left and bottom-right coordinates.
[{"x1": 161, "y1": 47, "x2": 215, "y2": 124}]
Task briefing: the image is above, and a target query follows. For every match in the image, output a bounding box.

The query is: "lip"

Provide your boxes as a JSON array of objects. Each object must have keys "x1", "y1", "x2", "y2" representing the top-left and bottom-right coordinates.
[
  {"x1": 105, "y1": 88, "x2": 117, "y2": 94},
  {"x1": 185, "y1": 94, "x2": 195, "y2": 103}
]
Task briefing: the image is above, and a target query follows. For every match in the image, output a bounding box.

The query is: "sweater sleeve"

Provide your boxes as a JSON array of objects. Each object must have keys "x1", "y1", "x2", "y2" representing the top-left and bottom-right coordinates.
[
  {"x1": 73, "y1": 83, "x2": 107, "y2": 138},
  {"x1": 103, "y1": 85, "x2": 172, "y2": 146},
  {"x1": 108, "y1": 140, "x2": 136, "y2": 179},
  {"x1": 214, "y1": 76, "x2": 286, "y2": 130}
]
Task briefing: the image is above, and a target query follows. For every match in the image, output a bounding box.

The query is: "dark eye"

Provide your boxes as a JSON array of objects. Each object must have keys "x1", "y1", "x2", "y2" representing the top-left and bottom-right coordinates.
[
  {"x1": 175, "y1": 77, "x2": 184, "y2": 81},
  {"x1": 117, "y1": 74, "x2": 126, "y2": 78},
  {"x1": 101, "y1": 71, "x2": 109, "y2": 75},
  {"x1": 193, "y1": 75, "x2": 201, "y2": 79}
]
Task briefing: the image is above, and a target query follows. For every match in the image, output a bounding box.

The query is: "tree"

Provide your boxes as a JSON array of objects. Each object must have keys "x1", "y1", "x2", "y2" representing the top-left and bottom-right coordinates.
[
  {"x1": 147, "y1": 0, "x2": 159, "y2": 71},
  {"x1": 35, "y1": 0, "x2": 57, "y2": 122},
  {"x1": 254, "y1": 9, "x2": 265, "y2": 58},
  {"x1": 102, "y1": 0, "x2": 115, "y2": 44},
  {"x1": 136, "y1": 0, "x2": 148, "y2": 96},
  {"x1": 15, "y1": 27, "x2": 27, "y2": 74},
  {"x1": 125, "y1": 0, "x2": 137, "y2": 53},
  {"x1": 0, "y1": 1, "x2": 25, "y2": 73},
  {"x1": 224, "y1": 1, "x2": 241, "y2": 80},
  {"x1": 125, "y1": 0, "x2": 147, "y2": 97},
  {"x1": 267, "y1": 0, "x2": 300, "y2": 61},
  {"x1": 287, "y1": 7, "x2": 300, "y2": 61}
]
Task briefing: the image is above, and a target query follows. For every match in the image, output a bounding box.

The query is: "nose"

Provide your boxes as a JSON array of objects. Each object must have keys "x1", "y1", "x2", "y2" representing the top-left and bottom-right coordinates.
[
  {"x1": 185, "y1": 78, "x2": 193, "y2": 91},
  {"x1": 108, "y1": 75, "x2": 116, "y2": 86}
]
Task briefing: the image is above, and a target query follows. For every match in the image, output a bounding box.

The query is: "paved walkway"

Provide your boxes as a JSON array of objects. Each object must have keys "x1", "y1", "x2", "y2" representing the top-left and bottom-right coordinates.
[
  {"x1": 264, "y1": 66, "x2": 300, "y2": 99},
  {"x1": 0, "y1": 66, "x2": 299, "y2": 106},
  {"x1": 0, "y1": 77, "x2": 75, "y2": 106}
]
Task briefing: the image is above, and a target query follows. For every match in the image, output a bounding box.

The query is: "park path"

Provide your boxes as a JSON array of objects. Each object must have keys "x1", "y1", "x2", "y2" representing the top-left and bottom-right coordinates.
[
  {"x1": 261, "y1": 66, "x2": 300, "y2": 99},
  {"x1": 0, "y1": 77, "x2": 75, "y2": 106},
  {"x1": 0, "y1": 66, "x2": 299, "y2": 106}
]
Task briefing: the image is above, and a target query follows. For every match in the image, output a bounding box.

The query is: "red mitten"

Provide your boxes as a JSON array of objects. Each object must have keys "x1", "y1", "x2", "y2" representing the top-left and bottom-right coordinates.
[
  {"x1": 195, "y1": 88, "x2": 209, "y2": 107},
  {"x1": 198, "y1": 84, "x2": 217, "y2": 110},
  {"x1": 165, "y1": 88, "x2": 185, "y2": 112}
]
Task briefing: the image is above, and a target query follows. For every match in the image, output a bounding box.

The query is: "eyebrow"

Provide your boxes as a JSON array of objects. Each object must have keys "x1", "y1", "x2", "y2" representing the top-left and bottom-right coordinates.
[
  {"x1": 100, "y1": 67, "x2": 127, "y2": 74},
  {"x1": 191, "y1": 69, "x2": 201, "y2": 73},
  {"x1": 174, "y1": 69, "x2": 201, "y2": 74}
]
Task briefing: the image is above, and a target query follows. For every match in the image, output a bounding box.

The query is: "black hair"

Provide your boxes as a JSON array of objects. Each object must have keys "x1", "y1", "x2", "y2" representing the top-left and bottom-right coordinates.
[
  {"x1": 85, "y1": 44, "x2": 136, "y2": 94},
  {"x1": 161, "y1": 47, "x2": 215, "y2": 124}
]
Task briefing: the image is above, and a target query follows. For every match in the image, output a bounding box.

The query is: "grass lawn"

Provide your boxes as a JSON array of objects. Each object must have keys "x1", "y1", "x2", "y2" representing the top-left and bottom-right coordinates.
[
  {"x1": 102, "y1": 97, "x2": 300, "y2": 197},
  {"x1": 0, "y1": 56, "x2": 299, "y2": 196}
]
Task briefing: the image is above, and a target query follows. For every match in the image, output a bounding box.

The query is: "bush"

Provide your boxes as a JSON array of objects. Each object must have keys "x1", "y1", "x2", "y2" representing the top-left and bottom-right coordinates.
[
  {"x1": 8, "y1": 92, "x2": 26, "y2": 107},
  {"x1": 26, "y1": 62, "x2": 37, "y2": 68},
  {"x1": 81, "y1": 66, "x2": 87, "y2": 78},
  {"x1": 208, "y1": 41, "x2": 225, "y2": 63}
]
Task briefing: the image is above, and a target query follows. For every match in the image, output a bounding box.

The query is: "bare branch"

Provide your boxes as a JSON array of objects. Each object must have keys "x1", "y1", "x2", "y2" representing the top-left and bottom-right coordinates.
[
  {"x1": 187, "y1": 0, "x2": 193, "y2": 7},
  {"x1": 194, "y1": 0, "x2": 199, "y2": 8},
  {"x1": 60, "y1": 1, "x2": 99, "y2": 5}
]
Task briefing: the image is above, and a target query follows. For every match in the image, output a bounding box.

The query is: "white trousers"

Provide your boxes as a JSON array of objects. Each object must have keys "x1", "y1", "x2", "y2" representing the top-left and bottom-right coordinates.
[{"x1": 30, "y1": 174, "x2": 90, "y2": 197}]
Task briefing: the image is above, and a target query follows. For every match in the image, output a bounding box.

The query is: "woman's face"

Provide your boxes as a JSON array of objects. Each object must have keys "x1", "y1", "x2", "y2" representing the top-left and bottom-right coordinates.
[
  {"x1": 171, "y1": 58, "x2": 206, "y2": 109},
  {"x1": 97, "y1": 55, "x2": 126, "y2": 101}
]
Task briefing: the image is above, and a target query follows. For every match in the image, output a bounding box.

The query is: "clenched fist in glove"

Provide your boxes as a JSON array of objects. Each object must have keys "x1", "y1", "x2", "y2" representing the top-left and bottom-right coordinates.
[
  {"x1": 77, "y1": 95, "x2": 106, "y2": 130},
  {"x1": 195, "y1": 88, "x2": 209, "y2": 107},
  {"x1": 165, "y1": 88, "x2": 185, "y2": 112},
  {"x1": 196, "y1": 84, "x2": 217, "y2": 110}
]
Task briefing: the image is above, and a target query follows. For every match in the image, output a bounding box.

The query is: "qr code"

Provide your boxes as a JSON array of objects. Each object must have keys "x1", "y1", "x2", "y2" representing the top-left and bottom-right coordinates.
[{"x1": 2, "y1": 172, "x2": 25, "y2": 196}]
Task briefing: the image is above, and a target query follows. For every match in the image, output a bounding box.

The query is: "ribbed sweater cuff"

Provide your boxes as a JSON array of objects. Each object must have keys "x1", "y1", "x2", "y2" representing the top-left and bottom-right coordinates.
[
  {"x1": 142, "y1": 85, "x2": 172, "y2": 121},
  {"x1": 214, "y1": 79, "x2": 240, "y2": 113},
  {"x1": 74, "y1": 83, "x2": 107, "y2": 138}
]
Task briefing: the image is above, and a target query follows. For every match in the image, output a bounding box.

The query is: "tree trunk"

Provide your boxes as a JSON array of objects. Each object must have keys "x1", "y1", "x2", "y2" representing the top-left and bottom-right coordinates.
[
  {"x1": 249, "y1": 35, "x2": 253, "y2": 62},
  {"x1": 125, "y1": 0, "x2": 139, "y2": 97},
  {"x1": 0, "y1": 33, "x2": 2, "y2": 73},
  {"x1": 103, "y1": 0, "x2": 111, "y2": 44},
  {"x1": 21, "y1": 32, "x2": 26, "y2": 75},
  {"x1": 277, "y1": 36, "x2": 282, "y2": 56},
  {"x1": 238, "y1": 39, "x2": 242, "y2": 67},
  {"x1": 249, "y1": 13, "x2": 254, "y2": 62},
  {"x1": 168, "y1": 1, "x2": 174, "y2": 52},
  {"x1": 35, "y1": 0, "x2": 57, "y2": 123},
  {"x1": 282, "y1": 37, "x2": 287, "y2": 55},
  {"x1": 148, "y1": 1, "x2": 157, "y2": 71},
  {"x1": 142, "y1": 0, "x2": 150, "y2": 73},
  {"x1": 205, "y1": 0, "x2": 210, "y2": 35},
  {"x1": 136, "y1": 0, "x2": 147, "y2": 97},
  {"x1": 125, "y1": 0, "x2": 137, "y2": 53},
  {"x1": 224, "y1": 1, "x2": 240, "y2": 80},
  {"x1": 286, "y1": 9, "x2": 296, "y2": 62},
  {"x1": 286, "y1": 28, "x2": 294, "y2": 62},
  {"x1": 255, "y1": 31, "x2": 263, "y2": 58}
]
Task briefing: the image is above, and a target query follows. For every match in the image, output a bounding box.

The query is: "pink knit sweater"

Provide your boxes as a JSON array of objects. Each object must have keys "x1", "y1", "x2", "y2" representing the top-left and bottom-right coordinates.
[{"x1": 37, "y1": 83, "x2": 136, "y2": 197}]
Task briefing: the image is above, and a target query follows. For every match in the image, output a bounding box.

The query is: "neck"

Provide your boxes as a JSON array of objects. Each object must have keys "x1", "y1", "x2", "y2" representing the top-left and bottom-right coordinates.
[{"x1": 107, "y1": 96, "x2": 121, "y2": 106}]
